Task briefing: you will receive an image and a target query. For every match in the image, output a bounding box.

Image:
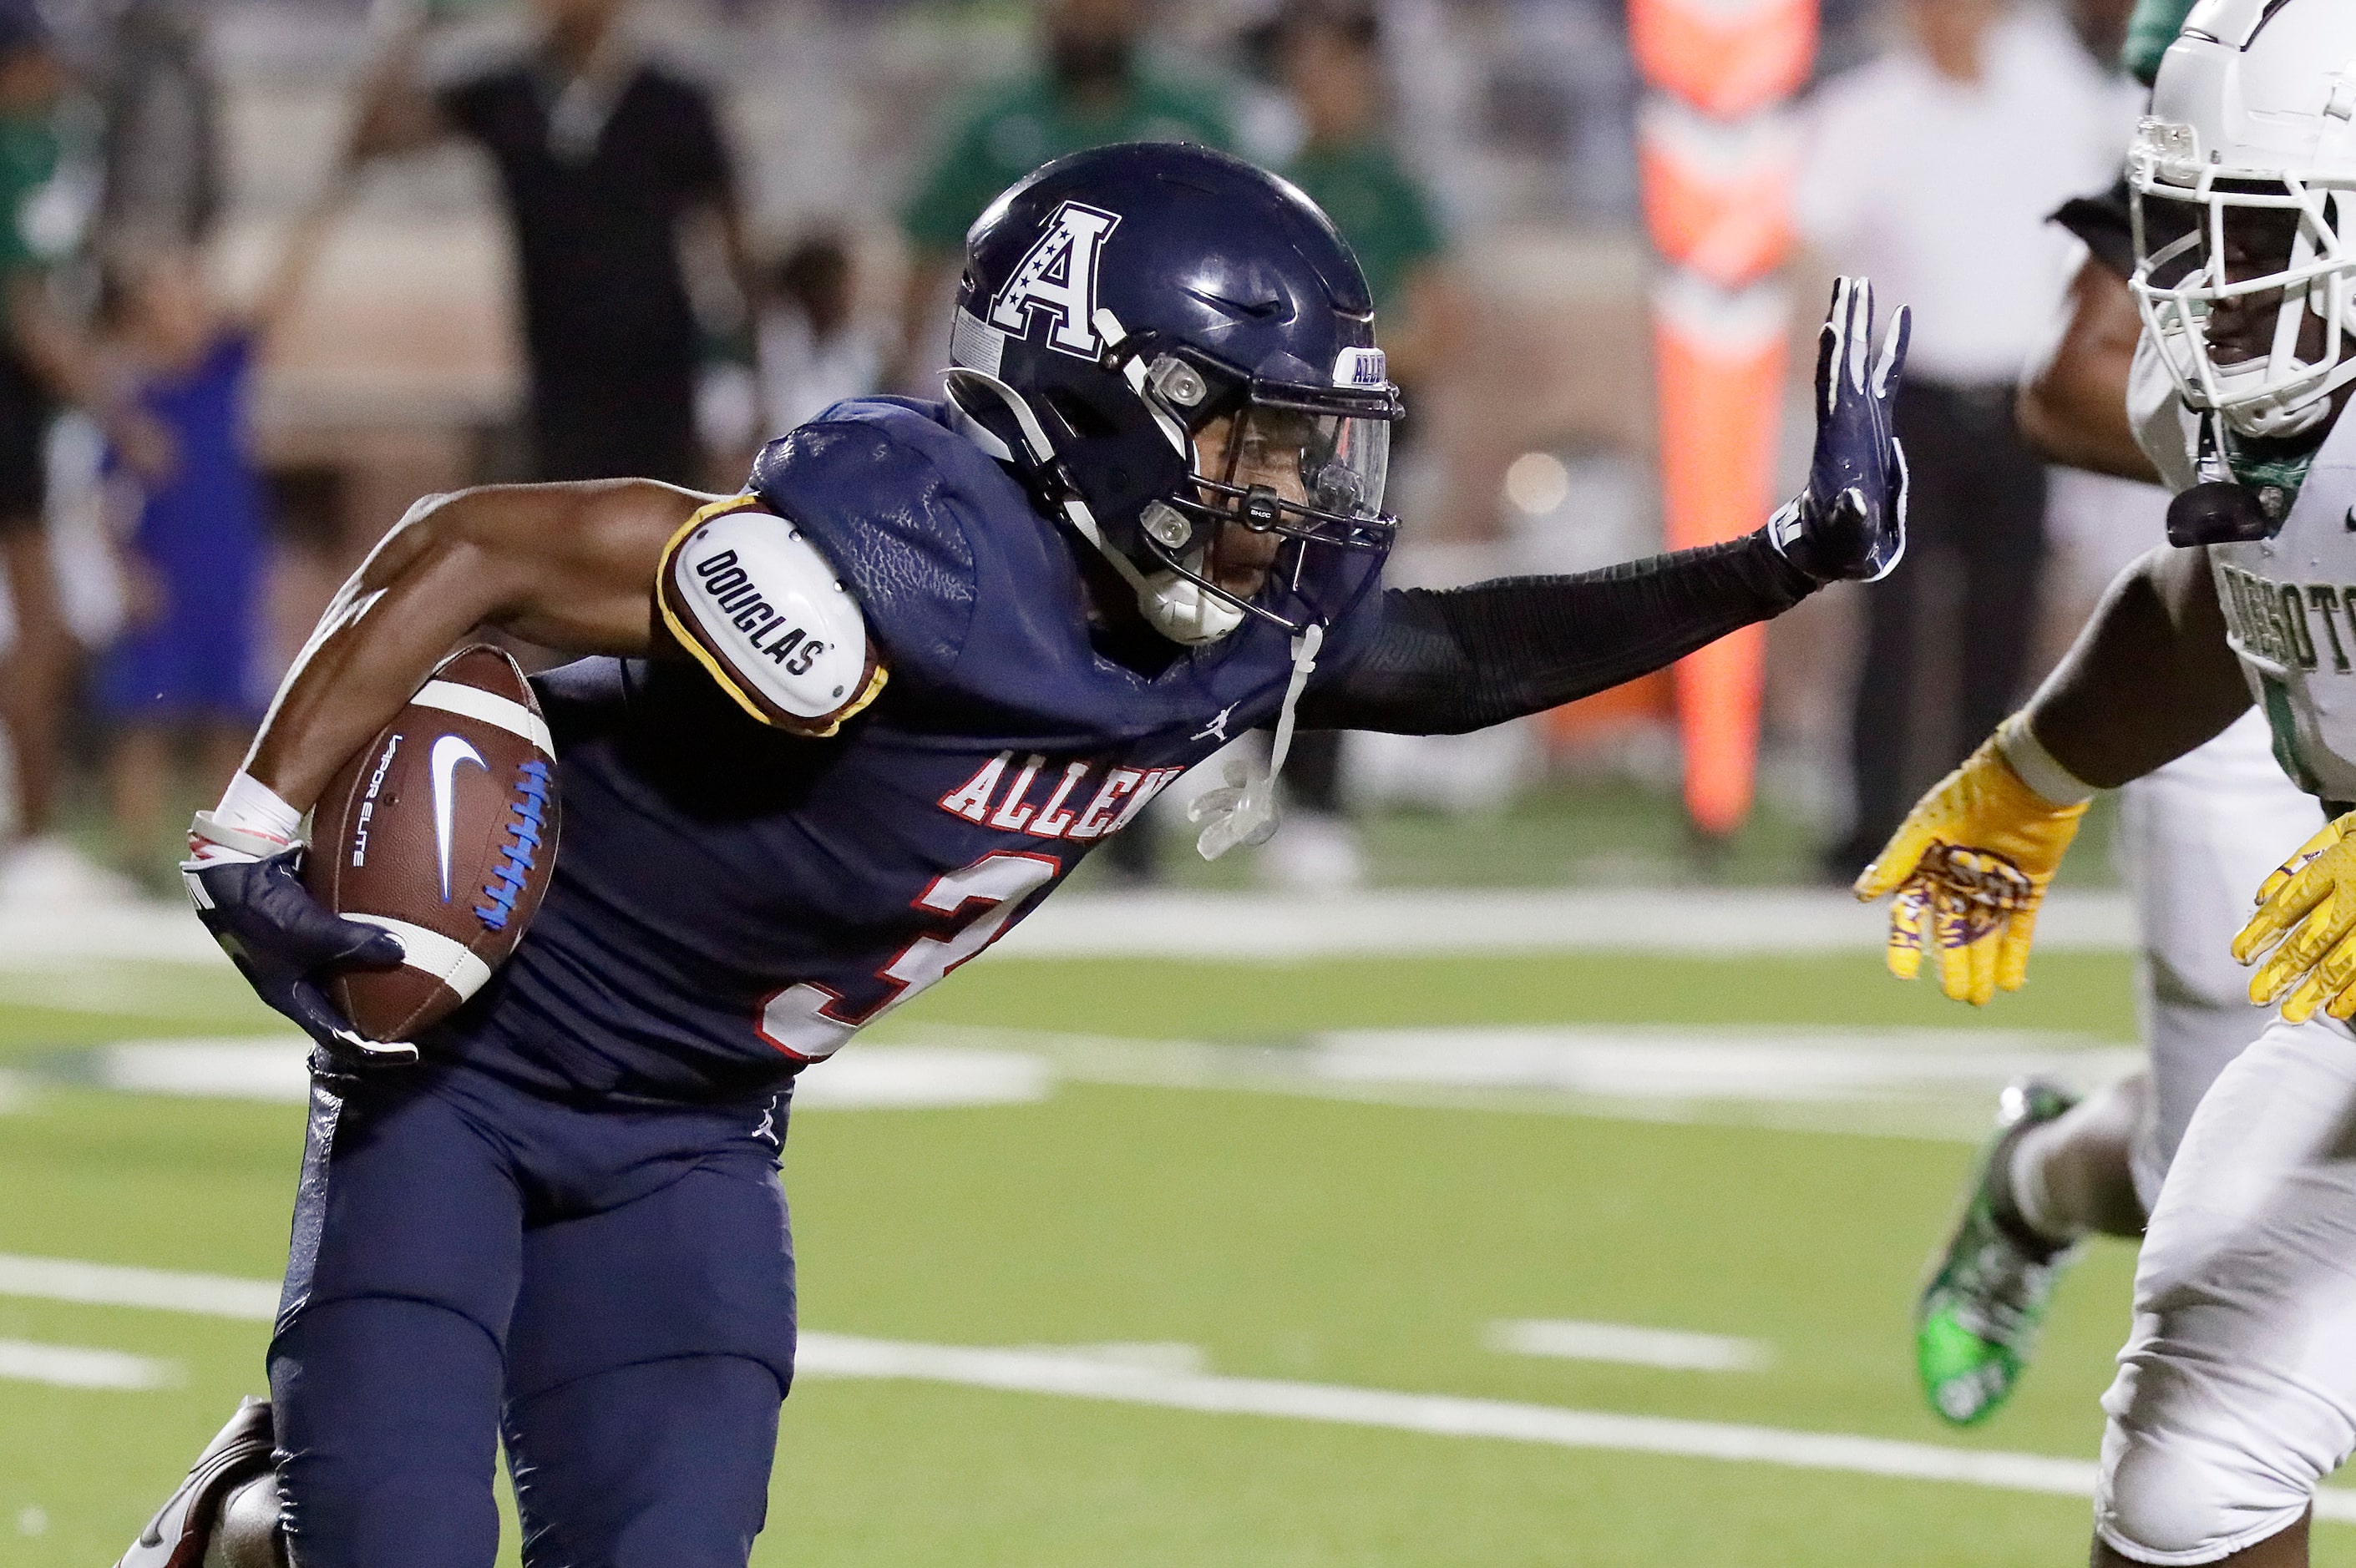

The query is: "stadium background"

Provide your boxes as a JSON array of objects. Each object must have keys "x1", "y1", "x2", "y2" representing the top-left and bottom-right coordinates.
[{"x1": 2, "y1": 0, "x2": 2319, "y2": 1563}]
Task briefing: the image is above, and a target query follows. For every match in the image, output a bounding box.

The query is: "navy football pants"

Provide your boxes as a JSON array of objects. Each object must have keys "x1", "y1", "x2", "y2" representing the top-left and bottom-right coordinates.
[{"x1": 266, "y1": 1064, "x2": 798, "y2": 1568}]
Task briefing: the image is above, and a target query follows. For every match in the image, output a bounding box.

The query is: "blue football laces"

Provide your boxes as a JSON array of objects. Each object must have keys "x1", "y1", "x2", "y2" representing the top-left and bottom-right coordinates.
[{"x1": 475, "y1": 760, "x2": 550, "y2": 932}]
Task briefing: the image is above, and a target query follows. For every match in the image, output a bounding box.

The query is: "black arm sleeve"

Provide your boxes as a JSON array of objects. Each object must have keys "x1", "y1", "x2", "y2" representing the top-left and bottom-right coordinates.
[{"x1": 1300, "y1": 530, "x2": 1816, "y2": 736}]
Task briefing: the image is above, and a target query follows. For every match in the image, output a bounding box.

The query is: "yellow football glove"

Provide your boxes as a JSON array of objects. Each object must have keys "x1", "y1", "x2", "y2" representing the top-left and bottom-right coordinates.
[
  {"x1": 2232, "y1": 813, "x2": 2356, "y2": 1022},
  {"x1": 1852, "y1": 732, "x2": 2090, "y2": 1005}
]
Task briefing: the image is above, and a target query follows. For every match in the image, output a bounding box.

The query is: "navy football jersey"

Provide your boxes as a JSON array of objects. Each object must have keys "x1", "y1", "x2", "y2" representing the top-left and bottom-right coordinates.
[{"x1": 435, "y1": 398, "x2": 1382, "y2": 1101}]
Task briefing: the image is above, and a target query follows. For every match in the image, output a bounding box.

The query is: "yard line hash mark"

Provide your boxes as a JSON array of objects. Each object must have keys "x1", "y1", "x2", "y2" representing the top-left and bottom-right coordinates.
[
  {"x1": 1486, "y1": 1319, "x2": 1772, "y2": 1372},
  {"x1": 0, "y1": 1339, "x2": 180, "y2": 1390},
  {"x1": 0, "y1": 1254, "x2": 280, "y2": 1320},
  {"x1": 8, "y1": 1254, "x2": 2352, "y2": 1522}
]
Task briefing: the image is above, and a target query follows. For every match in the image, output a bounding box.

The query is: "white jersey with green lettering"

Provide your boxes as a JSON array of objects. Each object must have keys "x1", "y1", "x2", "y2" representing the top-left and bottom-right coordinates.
[{"x1": 2133, "y1": 337, "x2": 2356, "y2": 802}]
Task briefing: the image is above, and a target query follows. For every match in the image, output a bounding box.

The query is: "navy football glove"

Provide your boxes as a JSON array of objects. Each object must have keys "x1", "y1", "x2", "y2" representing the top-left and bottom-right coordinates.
[
  {"x1": 181, "y1": 849, "x2": 416, "y2": 1074},
  {"x1": 1770, "y1": 276, "x2": 1912, "y2": 584}
]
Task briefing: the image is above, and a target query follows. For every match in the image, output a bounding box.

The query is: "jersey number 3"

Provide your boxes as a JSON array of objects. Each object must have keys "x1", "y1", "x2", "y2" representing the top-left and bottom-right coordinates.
[{"x1": 754, "y1": 852, "x2": 1060, "y2": 1061}]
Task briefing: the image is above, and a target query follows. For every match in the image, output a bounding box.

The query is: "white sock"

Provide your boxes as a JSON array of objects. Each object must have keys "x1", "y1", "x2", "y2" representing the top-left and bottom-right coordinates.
[
  {"x1": 2008, "y1": 1125, "x2": 2079, "y2": 1244},
  {"x1": 2004, "y1": 1074, "x2": 2151, "y2": 1242}
]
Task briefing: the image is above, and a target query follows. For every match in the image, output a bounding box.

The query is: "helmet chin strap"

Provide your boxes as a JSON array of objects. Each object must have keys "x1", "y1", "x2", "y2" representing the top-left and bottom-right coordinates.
[
  {"x1": 2227, "y1": 392, "x2": 2334, "y2": 441},
  {"x1": 1188, "y1": 621, "x2": 1325, "y2": 860},
  {"x1": 945, "y1": 365, "x2": 1247, "y2": 646},
  {"x1": 1138, "y1": 568, "x2": 1245, "y2": 645}
]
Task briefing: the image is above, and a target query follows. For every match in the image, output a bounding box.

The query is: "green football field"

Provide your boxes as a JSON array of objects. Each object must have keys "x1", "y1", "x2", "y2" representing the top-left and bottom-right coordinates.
[{"x1": 3, "y1": 936, "x2": 2349, "y2": 1566}]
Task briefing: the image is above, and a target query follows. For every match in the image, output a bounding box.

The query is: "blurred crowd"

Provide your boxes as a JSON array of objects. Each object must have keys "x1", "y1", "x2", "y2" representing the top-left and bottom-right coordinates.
[{"x1": 0, "y1": 0, "x2": 2174, "y2": 902}]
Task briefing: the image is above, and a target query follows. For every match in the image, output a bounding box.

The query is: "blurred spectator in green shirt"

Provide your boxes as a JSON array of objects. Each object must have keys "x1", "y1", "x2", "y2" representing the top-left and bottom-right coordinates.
[
  {"x1": 1245, "y1": 0, "x2": 1463, "y2": 894},
  {"x1": 1271, "y1": 0, "x2": 1455, "y2": 388},
  {"x1": 894, "y1": 0, "x2": 1234, "y2": 389}
]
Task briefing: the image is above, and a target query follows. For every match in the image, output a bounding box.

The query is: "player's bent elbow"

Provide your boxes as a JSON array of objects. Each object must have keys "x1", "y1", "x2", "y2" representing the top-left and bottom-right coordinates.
[
  {"x1": 383, "y1": 479, "x2": 757, "y2": 664},
  {"x1": 385, "y1": 493, "x2": 527, "y2": 593},
  {"x1": 2015, "y1": 370, "x2": 2115, "y2": 471},
  {"x1": 2014, "y1": 377, "x2": 2073, "y2": 467},
  {"x1": 2016, "y1": 360, "x2": 2163, "y2": 484}
]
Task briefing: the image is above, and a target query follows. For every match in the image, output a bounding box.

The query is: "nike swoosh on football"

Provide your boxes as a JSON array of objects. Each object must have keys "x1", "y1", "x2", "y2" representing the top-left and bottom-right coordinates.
[{"x1": 430, "y1": 734, "x2": 489, "y2": 903}]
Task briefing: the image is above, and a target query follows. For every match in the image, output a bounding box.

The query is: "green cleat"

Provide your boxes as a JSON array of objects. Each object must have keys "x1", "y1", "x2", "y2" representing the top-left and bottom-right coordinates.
[{"x1": 1914, "y1": 1079, "x2": 2081, "y2": 1426}]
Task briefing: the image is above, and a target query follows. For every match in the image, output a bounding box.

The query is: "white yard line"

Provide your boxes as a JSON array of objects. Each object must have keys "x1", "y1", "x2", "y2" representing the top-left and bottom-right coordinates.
[
  {"x1": 0, "y1": 1254, "x2": 280, "y2": 1320},
  {"x1": 71, "y1": 1028, "x2": 2141, "y2": 1142},
  {"x1": 1487, "y1": 1319, "x2": 1773, "y2": 1373},
  {"x1": 0, "y1": 969, "x2": 257, "y2": 1018},
  {"x1": 98, "y1": 1039, "x2": 315, "y2": 1102},
  {"x1": 4, "y1": 1252, "x2": 2346, "y2": 1523},
  {"x1": 888, "y1": 1026, "x2": 2140, "y2": 1142},
  {"x1": 797, "y1": 1333, "x2": 2356, "y2": 1522},
  {"x1": 85, "y1": 1039, "x2": 1058, "y2": 1111},
  {"x1": 0, "y1": 888, "x2": 2140, "y2": 969},
  {"x1": 0, "y1": 1338, "x2": 180, "y2": 1390},
  {"x1": 997, "y1": 888, "x2": 2136, "y2": 960},
  {"x1": 0, "y1": 904, "x2": 220, "y2": 969}
]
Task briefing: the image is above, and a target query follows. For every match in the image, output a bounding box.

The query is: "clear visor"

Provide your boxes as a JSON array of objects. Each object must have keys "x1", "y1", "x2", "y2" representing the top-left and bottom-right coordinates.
[
  {"x1": 2131, "y1": 167, "x2": 2356, "y2": 436},
  {"x1": 1143, "y1": 397, "x2": 1399, "y2": 638},
  {"x1": 1218, "y1": 404, "x2": 1392, "y2": 524}
]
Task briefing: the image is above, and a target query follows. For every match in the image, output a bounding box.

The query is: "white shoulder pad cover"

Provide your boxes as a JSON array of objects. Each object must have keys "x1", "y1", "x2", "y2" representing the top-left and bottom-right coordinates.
[{"x1": 659, "y1": 498, "x2": 886, "y2": 735}]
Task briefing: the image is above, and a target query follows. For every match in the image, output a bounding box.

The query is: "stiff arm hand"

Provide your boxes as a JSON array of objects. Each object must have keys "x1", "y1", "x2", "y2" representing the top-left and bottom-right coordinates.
[
  {"x1": 1853, "y1": 726, "x2": 2092, "y2": 1005},
  {"x1": 1768, "y1": 276, "x2": 1912, "y2": 584},
  {"x1": 2234, "y1": 813, "x2": 2356, "y2": 1022}
]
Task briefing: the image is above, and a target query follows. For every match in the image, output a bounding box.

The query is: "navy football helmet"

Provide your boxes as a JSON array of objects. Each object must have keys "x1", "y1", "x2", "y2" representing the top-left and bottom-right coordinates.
[{"x1": 943, "y1": 142, "x2": 1404, "y2": 645}]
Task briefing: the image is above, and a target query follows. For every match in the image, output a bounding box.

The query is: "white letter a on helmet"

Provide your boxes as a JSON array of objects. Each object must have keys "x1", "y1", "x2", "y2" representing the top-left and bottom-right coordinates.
[{"x1": 989, "y1": 201, "x2": 1122, "y2": 357}]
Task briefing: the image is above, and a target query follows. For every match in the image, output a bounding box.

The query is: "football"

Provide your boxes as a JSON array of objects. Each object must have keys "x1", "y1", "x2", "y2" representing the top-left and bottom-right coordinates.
[{"x1": 304, "y1": 645, "x2": 560, "y2": 1042}]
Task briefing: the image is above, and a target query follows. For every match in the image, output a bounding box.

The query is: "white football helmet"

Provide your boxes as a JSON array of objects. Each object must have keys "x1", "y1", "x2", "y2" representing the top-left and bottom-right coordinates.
[{"x1": 2131, "y1": 0, "x2": 2356, "y2": 441}]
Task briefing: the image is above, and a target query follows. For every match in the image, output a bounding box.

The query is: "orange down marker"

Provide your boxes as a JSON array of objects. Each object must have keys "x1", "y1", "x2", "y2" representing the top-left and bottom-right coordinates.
[
  {"x1": 1652, "y1": 280, "x2": 1788, "y2": 835},
  {"x1": 1629, "y1": 0, "x2": 1816, "y2": 842},
  {"x1": 1629, "y1": 0, "x2": 1816, "y2": 120}
]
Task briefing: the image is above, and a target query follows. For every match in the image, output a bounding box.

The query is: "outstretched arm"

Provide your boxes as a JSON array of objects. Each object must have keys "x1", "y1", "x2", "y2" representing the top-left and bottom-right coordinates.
[
  {"x1": 1310, "y1": 276, "x2": 1908, "y2": 735},
  {"x1": 242, "y1": 170, "x2": 360, "y2": 345},
  {"x1": 342, "y1": 28, "x2": 452, "y2": 162},
  {"x1": 247, "y1": 479, "x2": 708, "y2": 809},
  {"x1": 1301, "y1": 534, "x2": 1813, "y2": 734}
]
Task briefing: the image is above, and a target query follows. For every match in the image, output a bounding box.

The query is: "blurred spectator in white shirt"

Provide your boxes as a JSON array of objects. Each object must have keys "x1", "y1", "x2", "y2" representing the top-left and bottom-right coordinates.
[
  {"x1": 756, "y1": 235, "x2": 879, "y2": 437},
  {"x1": 1796, "y1": 0, "x2": 2138, "y2": 879}
]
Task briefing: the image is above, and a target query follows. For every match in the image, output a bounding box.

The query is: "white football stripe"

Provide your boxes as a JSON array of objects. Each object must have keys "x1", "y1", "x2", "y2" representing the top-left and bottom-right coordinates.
[
  {"x1": 412, "y1": 680, "x2": 553, "y2": 756},
  {"x1": 0, "y1": 1253, "x2": 280, "y2": 1319},
  {"x1": 0, "y1": 1338, "x2": 180, "y2": 1389},
  {"x1": 1487, "y1": 1319, "x2": 1772, "y2": 1372},
  {"x1": 344, "y1": 915, "x2": 493, "y2": 1000}
]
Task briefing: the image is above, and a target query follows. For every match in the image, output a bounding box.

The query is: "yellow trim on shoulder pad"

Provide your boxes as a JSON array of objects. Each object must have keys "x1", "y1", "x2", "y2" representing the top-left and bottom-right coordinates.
[{"x1": 654, "y1": 493, "x2": 889, "y2": 737}]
